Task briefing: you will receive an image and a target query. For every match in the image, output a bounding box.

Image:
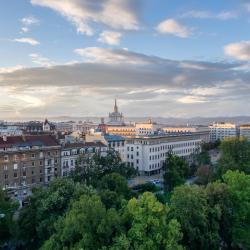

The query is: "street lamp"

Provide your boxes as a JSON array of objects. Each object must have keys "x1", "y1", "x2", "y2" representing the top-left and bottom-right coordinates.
[{"x1": 0, "y1": 213, "x2": 5, "y2": 219}]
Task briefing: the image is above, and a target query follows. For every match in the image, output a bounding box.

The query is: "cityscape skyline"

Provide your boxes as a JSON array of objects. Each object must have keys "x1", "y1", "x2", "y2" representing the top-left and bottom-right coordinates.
[{"x1": 1, "y1": 0, "x2": 250, "y2": 119}]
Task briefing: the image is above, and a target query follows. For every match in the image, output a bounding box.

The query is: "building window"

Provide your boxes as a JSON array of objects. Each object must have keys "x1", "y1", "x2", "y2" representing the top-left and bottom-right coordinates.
[
  {"x1": 13, "y1": 163, "x2": 18, "y2": 170},
  {"x1": 13, "y1": 172, "x2": 18, "y2": 178},
  {"x1": 4, "y1": 165, "x2": 8, "y2": 171},
  {"x1": 31, "y1": 153, "x2": 35, "y2": 159},
  {"x1": 4, "y1": 155, "x2": 8, "y2": 161},
  {"x1": 32, "y1": 162, "x2": 35, "y2": 167}
]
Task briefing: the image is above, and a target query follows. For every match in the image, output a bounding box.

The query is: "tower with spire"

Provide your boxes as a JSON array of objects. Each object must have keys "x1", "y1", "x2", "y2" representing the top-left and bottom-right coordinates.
[{"x1": 108, "y1": 99, "x2": 124, "y2": 125}]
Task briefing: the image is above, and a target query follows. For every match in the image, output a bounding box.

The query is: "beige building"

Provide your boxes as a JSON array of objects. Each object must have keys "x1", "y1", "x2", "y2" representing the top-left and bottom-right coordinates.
[
  {"x1": 0, "y1": 135, "x2": 61, "y2": 195},
  {"x1": 240, "y1": 124, "x2": 250, "y2": 141},
  {"x1": 106, "y1": 125, "x2": 136, "y2": 136}
]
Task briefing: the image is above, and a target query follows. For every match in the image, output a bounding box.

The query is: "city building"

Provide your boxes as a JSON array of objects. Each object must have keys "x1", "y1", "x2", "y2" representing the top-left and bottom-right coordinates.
[
  {"x1": 43, "y1": 118, "x2": 56, "y2": 132},
  {"x1": 25, "y1": 121, "x2": 43, "y2": 133},
  {"x1": 72, "y1": 121, "x2": 97, "y2": 134},
  {"x1": 0, "y1": 135, "x2": 61, "y2": 195},
  {"x1": 135, "y1": 120, "x2": 161, "y2": 136},
  {"x1": 163, "y1": 126, "x2": 210, "y2": 143},
  {"x1": 104, "y1": 134, "x2": 126, "y2": 161},
  {"x1": 61, "y1": 142, "x2": 107, "y2": 177},
  {"x1": 209, "y1": 122, "x2": 237, "y2": 141},
  {"x1": 125, "y1": 134, "x2": 202, "y2": 175},
  {"x1": 106, "y1": 125, "x2": 136, "y2": 136},
  {"x1": 0, "y1": 125, "x2": 23, "y2": 136},
  {"x1": 107, "y1": 99, "x2": 125, "y2": 126},
  {"x1": 240, "y1": 124, "x2": 250, "y2": 141}
]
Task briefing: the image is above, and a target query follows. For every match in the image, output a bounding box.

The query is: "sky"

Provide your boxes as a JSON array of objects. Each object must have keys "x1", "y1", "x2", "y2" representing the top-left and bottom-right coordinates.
[{"x1": 0, "y1": 0, "x2": 250, "y2": 120}]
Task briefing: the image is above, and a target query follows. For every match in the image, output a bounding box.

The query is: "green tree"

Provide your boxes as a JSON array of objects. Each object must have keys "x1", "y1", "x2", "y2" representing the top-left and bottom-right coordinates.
[
  {"x1": 205, "y1": 181, "x2": 233, "y2": 248},
  {"x1": 163, "y1": 153, "x2": 190, "y2": 191},
  {"x1": 41, "y1": 194, "x2": 123, "y2": 250},
  {"x1": 98, "y1": 173, "x2": 131, "y2": 208},
  {"x1": 223, "y1": 170, "x2": 250, "y2": 249},
  {"x1": 169, "y1": 185, "x2": 221, "y2": 250},
  {"x1": 0, "y1": 189, "x2": 18, "y2": 247},
  {"x1": 217, "y1": 137, "x2": 250, "y2": 177},
  {"x1": 17, "y1": 178, "x2": 93, "y2": 249},
  {"x1": 195, "y1": 165, "x2": 213, "y2": 185},
  {"x1": 70, "y1": 150, "x2": 136, "y2": 187},
  {"x1": 112, "y1": 192, "x2": 184, "y2": 250}
]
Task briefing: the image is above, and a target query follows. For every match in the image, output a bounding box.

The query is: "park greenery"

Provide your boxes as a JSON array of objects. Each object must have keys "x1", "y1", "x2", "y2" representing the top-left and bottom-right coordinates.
[{"x1": 0, "y1": 138, "x2": 250, "y2": 250}]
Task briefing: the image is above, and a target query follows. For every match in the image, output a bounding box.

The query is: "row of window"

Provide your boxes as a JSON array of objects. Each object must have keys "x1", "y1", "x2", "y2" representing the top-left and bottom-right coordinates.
[{"x1": 1, "y1": 151, "x2": 58, "y2": 161}]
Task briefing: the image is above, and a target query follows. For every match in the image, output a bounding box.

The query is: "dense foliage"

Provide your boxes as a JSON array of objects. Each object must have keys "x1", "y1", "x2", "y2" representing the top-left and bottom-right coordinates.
[{"x1": 1, "y1": 138, "x2": 250, "y2": 249}]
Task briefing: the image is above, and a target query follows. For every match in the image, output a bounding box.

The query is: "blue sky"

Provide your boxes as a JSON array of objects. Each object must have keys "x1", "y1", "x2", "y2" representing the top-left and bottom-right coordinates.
[{"x1": 0, "y1": 0, "x2": 250, "y2": 119}]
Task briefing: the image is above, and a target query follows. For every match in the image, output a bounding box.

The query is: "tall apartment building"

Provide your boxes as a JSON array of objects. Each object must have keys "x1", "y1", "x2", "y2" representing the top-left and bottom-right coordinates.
[
  {"x1": 240, "y1": 124, "x2": 250, "y2": 141},
  {"x1": 125, "y1": 134, "x2": 202, "y2": 175},
  {"x1": 209, "y1": 122, "x2": 237, "y2": 141},
  {"x1": 61, "y1": 142, "x2": 107, "y2": 177},
  {"x1": 0, "y1": 135, "x2": 61, "y2": 195}
]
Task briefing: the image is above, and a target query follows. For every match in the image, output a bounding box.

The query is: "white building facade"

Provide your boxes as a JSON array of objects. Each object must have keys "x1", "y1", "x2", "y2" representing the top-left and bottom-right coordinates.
[
  {"x1": 209, "y1": 122, "x2": 237, "y2": 141},
  {"x1": 125, "y1": 134, "x2": 202, "y2": 175},
  {"x1": 61, "y1": 142, "x2": 107, "y2": 177}
]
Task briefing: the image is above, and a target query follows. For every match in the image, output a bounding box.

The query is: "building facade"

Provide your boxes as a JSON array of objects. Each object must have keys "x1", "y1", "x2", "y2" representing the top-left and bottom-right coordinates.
[
  {"x1": 61, "y1": 142, "x2": 107, "y2": 177},
  {"x1": 125, "y1": 134, "x2": 202, "y2": 175},
  {"x1": 0, "y1": 135, "x2": 61, "y2": 195},
  {"x1": 209, "y1": 122, "x2": 237, "y2": 141},
  {"x1": 108, "y1": 99, "x2": 125, "y2": 126},
  {"x1": 240, "y1": 124, "x2": 250, "y2": 141}
]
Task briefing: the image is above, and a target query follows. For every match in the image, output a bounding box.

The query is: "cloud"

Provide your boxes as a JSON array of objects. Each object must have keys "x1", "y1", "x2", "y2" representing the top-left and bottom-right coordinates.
[
  {"x1": 156, "y1": 19, "x2": 192, "y2": 38},
  {"x1": 74, "y1": 47, "x2": 155, "y2": 64},
  {"x1": 0, "y1": 65, "x2": 24, "y2": 74},
  {"x1": 224, "y1": 41, "x2": 250, "y2": 61},
  {"x1": 181, "y1": 10, "x2": 237, "y2": 20},
  {"x1": 30, "y1": 0, "x2": 140, "y2": 36},
  {"x1": 21, "y1": 16, "x2": 40, "y2": 26},
  {"x1": 98, "y1": 31, "x2": 122, "y2": 45},
  {"x1": 0, "y1": 48, "x2": 249, "y2": 118},
  {"x1": 29, "y1": 53, "x2": 56, "y2": 67},
  {"x1": 13, "y1": 37, "x2": 40, "y2": 45},
  {"x1": 20, "y1": 27, "x2": 29, "y2": 33}
]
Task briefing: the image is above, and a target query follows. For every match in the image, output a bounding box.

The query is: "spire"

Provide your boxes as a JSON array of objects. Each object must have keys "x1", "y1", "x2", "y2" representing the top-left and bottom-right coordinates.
[{"x1": 114, "y1": 98, "x2": 118, "y2": 113}]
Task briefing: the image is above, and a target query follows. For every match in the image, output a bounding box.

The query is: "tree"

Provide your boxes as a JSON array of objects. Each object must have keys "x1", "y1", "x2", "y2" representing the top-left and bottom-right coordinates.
[
  {"x1": 0, "y1": 189, "x2": 18, "y2": 247},
  {"x1": 41, "y1": 195, "x2": 123, "y2": 250},
  {"x1": 217, "y1": 137, "x2": 250, "y2": 177},
  {"x1": 205, "y1": 181, "x2": 233, "y2": 248},
  {"x1": 93, "y1": 150, "x2": 137, "y2": 178},
  {"x1": 17, "y1": 178, "x2": 93, "y2": 249},
  {"x1": 223, "y1": 170, "x2": 250, "y2": 249},
  {"x1": 111, "y1": 192, "x2": 184, "y2": 250},
  {"x1": 70, "y1": 150, "x2": 137, "y2": 187},
  {"x1": 169, "y1": 185, "x2": 221, "y2": 250},
  {"x1": 195, "y1": 165, "x2": 213, "y2": 185},
  {"x1": 163, "y1": 153, "x2": 190, "y2": 192},
  {"x1": 98, "y1": 173, "x2": 131, "y2": 208}
]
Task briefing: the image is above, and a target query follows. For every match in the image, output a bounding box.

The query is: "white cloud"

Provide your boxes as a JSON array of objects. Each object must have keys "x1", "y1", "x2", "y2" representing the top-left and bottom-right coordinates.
[
  {"x1": 156, "y1": 19, "x2": 191, "y2": 38},
  {"x1": 181, "y1": 10, "x2": 237, "y2": 20},
  {"x1": 20, "y1": 27, "x2": 29, "y2": 33},
  {"x1": 98, "y1": 31, "x2": 122, "y2": 45},
  {"x1": 1, "y1": 48, "x2": 249, "y2": 118},
  {"x1": 0, "y1": 65, "x2": 24, "y2": 74},
  {"x1": 29, "y1": 53, "x2": 56, "y2": 67},
  {"x1": 30, "y1": 0, "x2": 140, "y2": 36},
  {"x1": 21, "y1": 16, "x2": 40, "y2": 26},
  {"x1": 74, "y1": 47, "x2": 150, "y2": 64},
  {"x1": 178, "y1": 95, "x2": 208, "y2": 104},
  {"x1": 224, "y1": 41, "x2": 250, "y2": 61},
  {"x1": 14, "y1": 37, "x2": 40, "y2": 46}
]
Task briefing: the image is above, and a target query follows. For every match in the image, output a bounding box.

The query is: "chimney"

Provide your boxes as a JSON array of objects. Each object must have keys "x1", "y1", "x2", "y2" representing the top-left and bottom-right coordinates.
[{"x1": 3, "y1": 135, "x2": 7, "y2": 142}]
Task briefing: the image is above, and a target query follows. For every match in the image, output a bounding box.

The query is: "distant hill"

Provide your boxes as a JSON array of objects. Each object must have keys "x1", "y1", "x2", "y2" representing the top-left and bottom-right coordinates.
[{"x1": 5, "y1": 115, "x2": 250, "y2": 126}]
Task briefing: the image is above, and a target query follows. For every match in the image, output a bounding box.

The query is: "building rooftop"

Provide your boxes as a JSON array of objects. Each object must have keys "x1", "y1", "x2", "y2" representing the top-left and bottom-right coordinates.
[
  {"x1": 104, "y1": 134, "x2": 125, "y2": 141},
  {"x1": 63, "y1": 141, "x2": 107, "y2": 149},
  {"x1": 0, "y1": 135, "x2": 59, "y2": 149}
]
